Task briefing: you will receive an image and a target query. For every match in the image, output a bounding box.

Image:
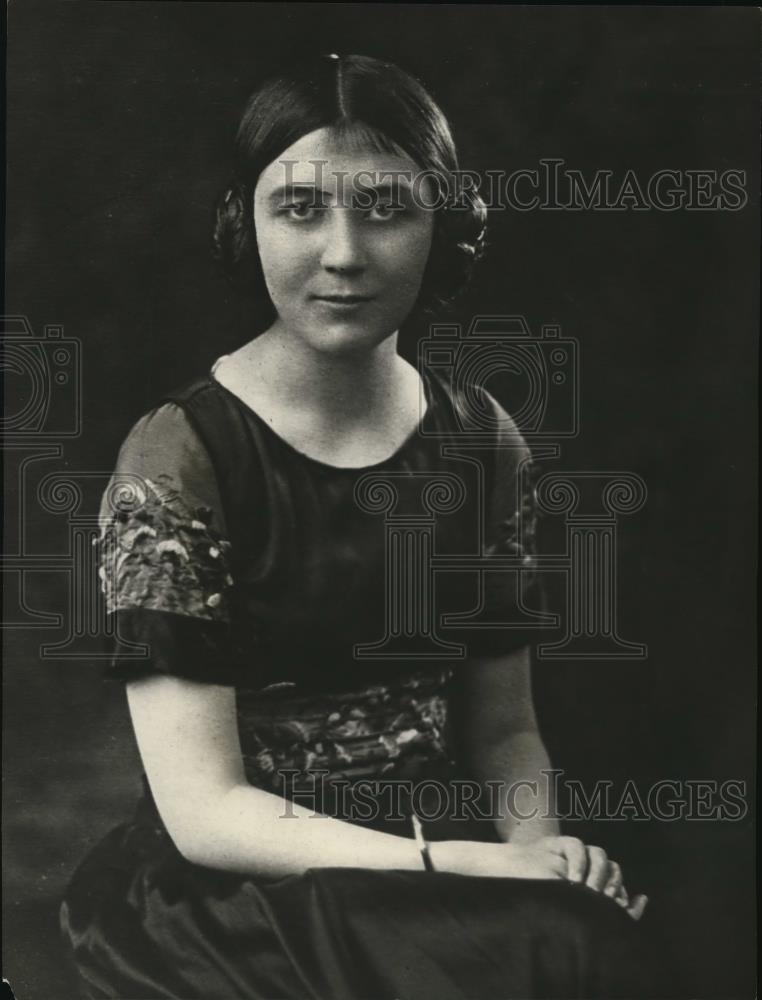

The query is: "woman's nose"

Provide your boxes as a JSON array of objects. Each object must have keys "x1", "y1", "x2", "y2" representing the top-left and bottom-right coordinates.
[{"x1": 319, "y1": 211, "x2": 368, "y2": 274}]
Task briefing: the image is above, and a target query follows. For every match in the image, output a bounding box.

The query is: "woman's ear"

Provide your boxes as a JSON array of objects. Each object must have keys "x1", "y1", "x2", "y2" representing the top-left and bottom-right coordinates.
[
  {"x1": 212, "y1": 180, "x2": 274, "y2": 322},
  {"x1": 410, "y1": 194, "x2": 488, "y2": 319}
]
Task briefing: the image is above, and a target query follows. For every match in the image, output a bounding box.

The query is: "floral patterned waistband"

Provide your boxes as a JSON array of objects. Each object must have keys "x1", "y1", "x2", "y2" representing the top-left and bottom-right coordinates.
[{"x1": 236, "y1": 666, "x2": 457, "y2": 794}]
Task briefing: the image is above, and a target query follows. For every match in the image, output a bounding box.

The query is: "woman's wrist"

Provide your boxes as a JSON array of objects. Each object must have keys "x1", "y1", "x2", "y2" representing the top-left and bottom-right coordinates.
[
  {"x1": 426, "y1": 840, "x2": 461, "y2": 874},
  {"x1": 428, "y1": 839, "x2": 546, "y2": 880},
  {"x1": 428, "y1": 839, "x2": 497, "y2": 876}
]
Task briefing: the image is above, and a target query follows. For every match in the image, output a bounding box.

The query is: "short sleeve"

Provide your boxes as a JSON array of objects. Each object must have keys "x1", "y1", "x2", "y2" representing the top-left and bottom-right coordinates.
[
  {"x1": 452, "y1": 391, "x2": 547, "y2": 658},
  {"x1": 98, "y1": 403, "x2": 239, "y2": 684}
]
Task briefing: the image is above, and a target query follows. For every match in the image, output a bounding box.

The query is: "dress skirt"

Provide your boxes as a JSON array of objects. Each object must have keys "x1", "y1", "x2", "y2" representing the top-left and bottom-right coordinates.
[{"x1": 61, "y1": 816, "x2": 667, "y2": 1000}]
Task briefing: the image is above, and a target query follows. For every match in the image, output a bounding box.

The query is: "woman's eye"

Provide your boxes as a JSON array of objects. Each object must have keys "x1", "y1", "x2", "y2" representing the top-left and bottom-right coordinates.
[
  {"x1": 278, "y1": 202, "x2": 404, "y2": 222},
  {"x1": 368, "y1": 203, "x2": 404, "y2": 221},
  {"x1": 282, "y1": 202, "x2": 320, "y2": 221}
]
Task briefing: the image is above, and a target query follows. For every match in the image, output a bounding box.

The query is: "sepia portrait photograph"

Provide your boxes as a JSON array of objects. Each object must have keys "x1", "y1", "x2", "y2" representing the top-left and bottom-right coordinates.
[{"x1": 3, "y1": 4, "x2": 758, "y2": 999}]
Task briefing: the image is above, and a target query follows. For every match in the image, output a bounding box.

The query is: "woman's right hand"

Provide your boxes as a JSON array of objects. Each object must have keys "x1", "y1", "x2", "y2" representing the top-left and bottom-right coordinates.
[{"x1": 431, "y1": 839, "x2": 649, "y2": 920}]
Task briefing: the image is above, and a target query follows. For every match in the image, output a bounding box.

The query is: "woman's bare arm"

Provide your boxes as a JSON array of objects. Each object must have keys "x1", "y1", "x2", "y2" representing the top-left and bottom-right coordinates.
[
  {"x1": 126, "y1": 673, "x2": 576, "y2": 881},
  {"x1": 126, "y1": 674, "x2": 432, "y2": 876},
  {"x1": 459, "y1": 645, "x2": 648, "y2": 917},
  {"x1": 459, "y1": 644, "x2": 560, "y2": 844}
]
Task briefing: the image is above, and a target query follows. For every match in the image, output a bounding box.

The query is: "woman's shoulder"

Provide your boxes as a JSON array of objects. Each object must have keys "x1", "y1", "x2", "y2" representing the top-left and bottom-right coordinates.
[
  {"x1": 105, "y1": 375, "x2": 231, "y2": 529},
  {"x1": 121, "y1": 398, "x2": 197, "y2": 447},
  {"x1": 427, "y1": 369, "x2": 529, "y2": 451},
  {"x1": 108, "y1": 366, "x2": 274, "y2": 549},
  {"x1": 117, "y1": 366, "x2": 248, "y2": 475},
  {"x1": 117, "y1": 397, "x2": 210, "y2": 484}
]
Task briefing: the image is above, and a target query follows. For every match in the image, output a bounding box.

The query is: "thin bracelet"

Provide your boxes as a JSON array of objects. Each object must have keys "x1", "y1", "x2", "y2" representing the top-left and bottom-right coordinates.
[{"x1": 410, "y1": 812, "x2": 435, "y2": 872}]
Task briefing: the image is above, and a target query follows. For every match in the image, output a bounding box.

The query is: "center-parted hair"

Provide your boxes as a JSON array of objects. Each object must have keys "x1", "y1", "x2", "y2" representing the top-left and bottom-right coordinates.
[{"x1": 212, "y1": 53, "x2": 487, "y2": 321}]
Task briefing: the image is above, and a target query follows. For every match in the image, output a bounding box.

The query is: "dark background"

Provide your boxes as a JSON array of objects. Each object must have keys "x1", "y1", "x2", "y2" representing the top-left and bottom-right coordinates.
[{"x1": 4, "y1": 3, "x2": 758, "y2": 998}]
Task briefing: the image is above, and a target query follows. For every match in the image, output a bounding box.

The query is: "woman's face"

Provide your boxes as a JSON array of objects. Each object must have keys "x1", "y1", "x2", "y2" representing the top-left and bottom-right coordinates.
[{"x1": 252, "y1": 126, "x2": 435, "y2": 355}]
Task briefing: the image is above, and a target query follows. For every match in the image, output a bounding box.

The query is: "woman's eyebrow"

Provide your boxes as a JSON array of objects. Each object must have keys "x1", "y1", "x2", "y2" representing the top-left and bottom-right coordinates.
[
  {"x1": 266, "y1": 178, "x2": 415, "y2": 209},
  {"x1": 268, "y1": 184, "x2": 328, "y2": 206},
  {"x1": 357, "y1": 179, "x2": 412, "y2": 197}
]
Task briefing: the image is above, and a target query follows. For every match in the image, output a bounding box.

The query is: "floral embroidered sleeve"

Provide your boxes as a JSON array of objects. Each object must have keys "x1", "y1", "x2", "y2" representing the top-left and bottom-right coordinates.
[
  {"x1": 99, "y1": 403, "x2": 240, "y2": 684},
  {"x1": 455, "y1": 392, "x2": 548, "y2": 658}
]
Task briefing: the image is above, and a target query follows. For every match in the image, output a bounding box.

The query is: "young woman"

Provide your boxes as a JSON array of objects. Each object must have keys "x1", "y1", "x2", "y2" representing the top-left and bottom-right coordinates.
[{"x1": 61, "y1": 53, "x2": 662, "y2": 999}]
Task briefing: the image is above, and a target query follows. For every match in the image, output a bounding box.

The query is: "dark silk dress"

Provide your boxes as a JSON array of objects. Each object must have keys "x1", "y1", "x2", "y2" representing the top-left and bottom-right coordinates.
[{"x1": 60, "y1": 358, "x2": 664, "y2": 999}]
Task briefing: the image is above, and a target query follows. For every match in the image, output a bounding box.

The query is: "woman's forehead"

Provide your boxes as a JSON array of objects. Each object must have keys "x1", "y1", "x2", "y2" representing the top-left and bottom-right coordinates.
[{"x1": 258, "y1": 126, "x2": 422, "y2": 189}]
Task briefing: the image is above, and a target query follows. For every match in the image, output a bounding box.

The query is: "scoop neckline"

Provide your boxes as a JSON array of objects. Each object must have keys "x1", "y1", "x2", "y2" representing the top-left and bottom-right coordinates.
[{"x1": 208, "y1": 359, "x2": 437, "y2": 474}]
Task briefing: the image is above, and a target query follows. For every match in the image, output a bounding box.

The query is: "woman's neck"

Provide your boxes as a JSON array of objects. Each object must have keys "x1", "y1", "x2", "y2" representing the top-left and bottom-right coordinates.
[
  {"x1": 216, "y1": 321, "x2": 426, "y2": 467},
  {"x1": 235, "y1": 322, "x2": 412, "y2": 429}
]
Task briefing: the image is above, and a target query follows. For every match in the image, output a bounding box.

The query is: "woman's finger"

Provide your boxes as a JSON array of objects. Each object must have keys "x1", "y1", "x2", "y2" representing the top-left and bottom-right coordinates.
[
  {"x1": 603, "y1": 861, "x2": 623, "y2": 898},
  {"x1": 549, "y1": 855, "x2": 568, "y2": 878},
  {"x1": 559, "y1": 837, "x2": 588, "y2": 883},
  {"x1": 626, "y1": 894, "x2": 649, "y2": 921},
  {"x1": 584, "y1": 846, "x2": 609, "y2": 892},
  {"x1": 614, "y1": 884, "x2": 630, "y2": 909}
]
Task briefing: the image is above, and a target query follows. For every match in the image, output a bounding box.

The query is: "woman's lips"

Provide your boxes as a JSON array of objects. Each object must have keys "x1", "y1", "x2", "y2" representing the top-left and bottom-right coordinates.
[
  {"x1": 312, "y1": 294, "x2": 375, "y2": 310},
  {"x1": 313, "y1": 294, "x2": 374, "y2": 303}
]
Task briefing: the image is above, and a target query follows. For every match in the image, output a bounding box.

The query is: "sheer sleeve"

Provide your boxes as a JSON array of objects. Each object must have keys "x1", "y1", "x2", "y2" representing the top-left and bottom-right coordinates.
[{"x1": 98, "y1": 403, "x2": 239, "y2": 684}]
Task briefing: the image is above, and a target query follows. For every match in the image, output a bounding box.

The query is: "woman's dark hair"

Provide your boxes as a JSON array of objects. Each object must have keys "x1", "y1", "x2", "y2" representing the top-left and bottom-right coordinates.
[{"x1": 212, "y1": 53, "x2": 487, "y2": 322}]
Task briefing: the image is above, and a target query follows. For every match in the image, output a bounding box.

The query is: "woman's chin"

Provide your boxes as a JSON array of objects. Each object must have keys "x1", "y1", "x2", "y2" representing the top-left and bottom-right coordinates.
[{"x1": 300, "y1": 323, "x2": 398, "y2": 356}]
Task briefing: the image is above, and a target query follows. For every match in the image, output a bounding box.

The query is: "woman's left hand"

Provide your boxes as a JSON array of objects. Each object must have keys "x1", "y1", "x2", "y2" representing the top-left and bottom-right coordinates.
[{"x1": 530, "y1": 836, "x2": 648, "y2": 921}]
